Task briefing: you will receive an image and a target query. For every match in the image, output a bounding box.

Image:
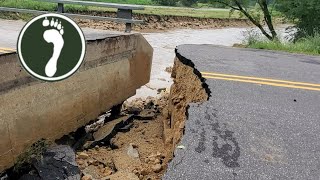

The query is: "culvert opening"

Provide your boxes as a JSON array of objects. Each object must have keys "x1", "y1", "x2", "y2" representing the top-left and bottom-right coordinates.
[{"x1": 1, "y1": 53, "x2": 210, "y2": 180}]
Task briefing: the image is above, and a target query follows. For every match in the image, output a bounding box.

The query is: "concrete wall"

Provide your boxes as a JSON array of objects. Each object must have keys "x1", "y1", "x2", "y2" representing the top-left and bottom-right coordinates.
[{"x1": 0, "y1": 33, "x2": 153, "y2": 172}]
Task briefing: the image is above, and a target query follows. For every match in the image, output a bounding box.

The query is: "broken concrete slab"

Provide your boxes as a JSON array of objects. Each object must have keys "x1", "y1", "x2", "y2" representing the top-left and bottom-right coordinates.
[
  {"x1": 19, "y1": 145, "x2": 80, "y2": 180},
  {"x1": 136, "y1": 109, "x2": 156, "y2": 120},
  {"x1": 86, "y1": 115, "x2": 134, "y2": 148}
]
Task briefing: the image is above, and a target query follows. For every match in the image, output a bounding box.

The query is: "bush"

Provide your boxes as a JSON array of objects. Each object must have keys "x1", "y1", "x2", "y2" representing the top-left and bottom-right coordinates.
[
  {"x1": 180, "y1": 0, "x2": 197, "y2": 7},
  {"x1": 152, "y1": 0, "x2": 177, "y2": 6},
  {"x1": 276, "y1": 0, "x2": 320, "y2": 40},
  {"x1": 245, "y1": 31, "x2": 320, "y2": 55}
]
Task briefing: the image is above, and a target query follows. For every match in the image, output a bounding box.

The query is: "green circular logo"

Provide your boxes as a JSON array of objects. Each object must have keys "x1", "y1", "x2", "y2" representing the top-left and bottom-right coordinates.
[{"x1": 17, "y1": 13, "x2": 86, "y2": 82}]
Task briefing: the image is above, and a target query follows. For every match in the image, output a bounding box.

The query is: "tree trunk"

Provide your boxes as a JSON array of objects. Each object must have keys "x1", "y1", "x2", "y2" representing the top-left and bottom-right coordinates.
[
  {"x1": 234, "y1": 0, "x2": 274, "y2": 40},
  {"x1": 258, "y1": 0, "x2": 278, "y2": 40}
]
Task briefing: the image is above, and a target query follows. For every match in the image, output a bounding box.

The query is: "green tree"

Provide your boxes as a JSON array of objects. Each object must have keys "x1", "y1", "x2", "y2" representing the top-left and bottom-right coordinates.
[
  {"x1": 180, "y1": 0, "x2": 198, "y2": 7},
  {"x1": 210, "y1": 0, "x2": 278, "y2": 40},
  {"x1": 152, "y1": 0, "x2": 177, "y2": 6},
  {"x1": 276, "y1": 0, "x2": 320, "y2": 39}
]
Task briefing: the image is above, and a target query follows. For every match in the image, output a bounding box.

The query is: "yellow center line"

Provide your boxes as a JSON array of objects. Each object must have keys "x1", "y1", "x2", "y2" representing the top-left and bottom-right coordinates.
[
  {"x1": 201, "y1": 71, "x2": 320, "y2": 88},
  {"x1": 203, "y1": 75, "x2": 320, "y2": 92}
]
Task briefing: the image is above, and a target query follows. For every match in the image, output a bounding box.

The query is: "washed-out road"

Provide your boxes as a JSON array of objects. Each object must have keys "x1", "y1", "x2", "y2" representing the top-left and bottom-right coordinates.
[{"x1": 164, "y1": 45, "x2": 320, "y2": 180}]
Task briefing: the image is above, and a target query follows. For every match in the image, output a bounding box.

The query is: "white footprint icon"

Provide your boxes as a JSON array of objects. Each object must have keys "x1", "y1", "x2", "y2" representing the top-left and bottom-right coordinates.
[{"x1": 43, "y1": 17, "x2": 64, "y2": 77}]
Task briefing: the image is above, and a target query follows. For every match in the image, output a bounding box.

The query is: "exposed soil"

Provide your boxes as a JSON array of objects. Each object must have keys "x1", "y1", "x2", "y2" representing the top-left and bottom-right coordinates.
[
  {"x1": 74, "y1": 11, "x2": 251, "y2": 32},
  {"x1": 163, "y1": 56, "x2": 209, "y2": 151},
  {"x1": 75, "y1": 55, "x2": 209, "y2": 180},
  {"x1": 76, "y1": 92, "x2": 171, "y2": 180},
  {"x1": 1, "y1": 54, "x2": 209, "y2": 180}
]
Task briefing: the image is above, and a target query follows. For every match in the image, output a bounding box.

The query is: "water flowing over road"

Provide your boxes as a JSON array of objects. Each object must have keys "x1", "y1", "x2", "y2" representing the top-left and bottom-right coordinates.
[{"x1": 132, "y1": 26, "x2": 288, "y2": 99}]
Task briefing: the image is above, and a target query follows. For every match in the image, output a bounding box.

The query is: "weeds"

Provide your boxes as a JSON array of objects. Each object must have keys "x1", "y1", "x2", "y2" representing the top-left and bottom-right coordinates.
[
  {"x1": 13, "y1": 139, "x2": 50, "y2": 173},
  {"x1": 244, "y1": 30, "x2": 320, "y2": 55}
]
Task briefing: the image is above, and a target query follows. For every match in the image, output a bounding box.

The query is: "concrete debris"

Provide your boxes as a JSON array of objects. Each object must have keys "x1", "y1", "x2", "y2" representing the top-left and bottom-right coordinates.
[
  {"x1": 19, "y1": 145, "x2": 80, "y2": 180},
  {"x1": 176, "y1": 145, "x2": 186, "y2": 149},
  {"x1": 136, "y1": 109, "x2": 156, "y2": 120},
  {"x1": 85, "y1": 112, "x2": 111, "y2": 133},
  {"x1": 78, "y1": 152, "x2": 89, "y2": 160},
  {"x1": 0, "y1": 174, "x2": 8, "y2": 180},
  {"x1": 127, "y1": 143, "x2": 140, "y2": 158},
  {"x1": 157, "y1": 88, "x2": 166, "y2": 94},
  {"x1": 152, "y1": 164, "x2": 162, "y2": 173},
  {"x1": 118, "y1": 123, "x2": 134, "y2": 132},
  {"x1": 165, "y1": 66, "x2": 173, "y2": 73},
  {"x1": 123, "y1": 93, "x2": 169, "y2": 116},
  {"x1": 85, "y1": 115, "x2": 133, "y2": 148},
  {"x1": 81, "y1": 175, "x2": 92, "y2": 180}
]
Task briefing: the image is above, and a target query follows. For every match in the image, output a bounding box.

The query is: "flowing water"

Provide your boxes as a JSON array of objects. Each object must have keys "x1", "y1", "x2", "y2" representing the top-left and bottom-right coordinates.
[{"x1": 132, "y1": 26, "x2": 288, "y2": 99}]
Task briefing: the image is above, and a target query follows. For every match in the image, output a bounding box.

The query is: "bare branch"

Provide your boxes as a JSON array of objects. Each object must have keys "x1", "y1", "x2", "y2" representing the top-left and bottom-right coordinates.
[{"x1": 213, "y1": 0, "x2": 240, "y2": 10}]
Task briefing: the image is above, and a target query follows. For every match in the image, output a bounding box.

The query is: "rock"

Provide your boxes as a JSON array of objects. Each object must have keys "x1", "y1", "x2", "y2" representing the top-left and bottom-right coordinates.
[
  {"x1": 157, "y1": 88, "x2": 166, "y2": 94},
  {"x1": 139, "y1": 175, "x2": 143, "y2": 180},
  {"x1": 83, "y1": 165, "x2": 100, "y2": 179},
  {"x1": 127, "y1": 143, "x2": 139, "y2": 158},
  {"x1": 140, "y1": 168, "x2": 148, "y2": 176},
  {"x1": 81, "y1": 175, "x2": 92, "y2": 180},
  {"x1": 126, "y1": 106, "x2": 142, "y2": 115},
  {"x1": 78, "y1": 152, "x2": 89, "y2": 159},
  {"x1": 103, "y1": 167, "x2": 113, "y2": 176},
  {"x1": 137, "y1": 109, "x2": 156, "y2": 120},
  {"x1": 118, "y1": 123, "x2": 133, "y2": 132},
  {"x1": 91, "y1": 115, "x2": 133, "y2": 148},
  {"x1": 77, "y1": 159, "x2": 84, "y2": 165},
  {"x1": 154, "y1": 159, "x2": 160, "y2": 164},
  {"x1": 152, "y1": 164, "x2": 162, "y2": 173},
  {"x1": 21, "y1": 145, "x2": 81, "y2": 180},
  {"x1": 149, "y1": 157, "x2": 156, "y2": 162},
  {"x1": 104, "y1": 171, "x2": 139, "y2": 180}
]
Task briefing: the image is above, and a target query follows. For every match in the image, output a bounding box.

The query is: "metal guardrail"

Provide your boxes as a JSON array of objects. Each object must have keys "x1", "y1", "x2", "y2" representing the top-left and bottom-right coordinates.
[{"x1": 0, "y1": 0, "x2": 145, "y2": 32}]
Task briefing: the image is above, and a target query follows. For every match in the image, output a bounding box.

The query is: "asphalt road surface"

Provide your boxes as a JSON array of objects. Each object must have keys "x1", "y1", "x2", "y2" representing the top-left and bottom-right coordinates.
[{"x1": 163, "y1": 45, "x2": 320, "y2": 180}]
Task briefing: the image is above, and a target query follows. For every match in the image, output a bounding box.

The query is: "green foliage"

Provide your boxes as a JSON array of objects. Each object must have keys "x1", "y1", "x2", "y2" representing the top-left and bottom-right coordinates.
[
  {"x1": 14, "y1": 139, "x2": 50, "y2": 173},
  {"x1": 152, "y1": 0, "x2": 177, "y2": 6},
  {"x1": 84, "y1": 0, "x2": 154, "y2": 5},
  {"x1": 0, "y1": 0, "x2": 242, "y2": 19},
  {"x1": 246, "y1": 32, "x2": 320, "y2": 55},
  {"x1": 276, "y1": 0, "x2": 320, "y2": 39},
  {"x1": 180, "y1": 0, "x2": 198, "y2": 7}
]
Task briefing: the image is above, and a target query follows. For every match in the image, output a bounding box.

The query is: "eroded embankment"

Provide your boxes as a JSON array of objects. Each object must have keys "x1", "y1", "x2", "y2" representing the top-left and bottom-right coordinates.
[
  {"x1": 74, "y1": 11, "x2": 250, "y2": 32},
  {"x1": 1, "y1": 53, "x2": 209, "y2": 180},
  {"x1": 74, "y1": 56, "x2": 210, "y2": 180},
  {"x1": 162, "y1": 53, "x2": 210, "y2": 155}
]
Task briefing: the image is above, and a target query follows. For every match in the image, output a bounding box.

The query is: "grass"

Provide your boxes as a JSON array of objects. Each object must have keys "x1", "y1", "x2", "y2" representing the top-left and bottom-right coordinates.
[
  {"x1": 0, "y1": 0, "x2": 241, "y2": 19},
  {"x1": 246, "y1": 33, "x2": 320, "y2": 56},
  {"x1": 138, "y1": 7, "x2": 239, "y2": 18},
  {"x1": 85, "y1": 0, "x2": 153, "y2": 5}
]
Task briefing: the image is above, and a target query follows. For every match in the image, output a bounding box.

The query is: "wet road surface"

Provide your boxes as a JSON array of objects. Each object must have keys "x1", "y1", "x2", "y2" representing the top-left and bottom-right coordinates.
[{"x1": 164, "y1": 45, "x2": 320, "y2": 180}]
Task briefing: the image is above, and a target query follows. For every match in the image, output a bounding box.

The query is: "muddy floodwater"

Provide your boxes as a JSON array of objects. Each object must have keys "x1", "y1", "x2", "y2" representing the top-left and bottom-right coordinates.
[{"x1": 131, "y1": 26, "x2": 288, "y2": 99}]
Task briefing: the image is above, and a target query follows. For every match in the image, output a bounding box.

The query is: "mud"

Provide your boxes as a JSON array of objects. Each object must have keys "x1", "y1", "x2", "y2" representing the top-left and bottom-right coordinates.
[
  {"x1": 162, "y1": 56, "x2": 209, "y2": 152},
  {"x1": 74, "y1": 54, "x2": 209, "y2": 180},
  {"x1": 74, "y1": 11, "x2": 251, "y2": 32},
  {"x1": 76, "y1": 93, "x2": 171, "y2": 180},
  {"x1": 1, "y1": 55, "x2": 209, "y2": 180}
]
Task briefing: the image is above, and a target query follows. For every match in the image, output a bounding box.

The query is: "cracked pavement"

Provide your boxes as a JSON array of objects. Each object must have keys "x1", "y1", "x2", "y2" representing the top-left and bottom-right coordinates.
[{"x1": 163, "y1": 45, "x2": 320, "y2": 180}]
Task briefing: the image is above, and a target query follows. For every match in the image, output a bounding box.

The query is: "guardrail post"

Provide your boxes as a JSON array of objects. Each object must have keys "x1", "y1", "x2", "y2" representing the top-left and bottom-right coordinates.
[
  {"x1": 57, "y1": 3, "x2": 64, "y2": 13},
  {"x1": 117, "y1": 9, "x2": 133, "y2": 33}
]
